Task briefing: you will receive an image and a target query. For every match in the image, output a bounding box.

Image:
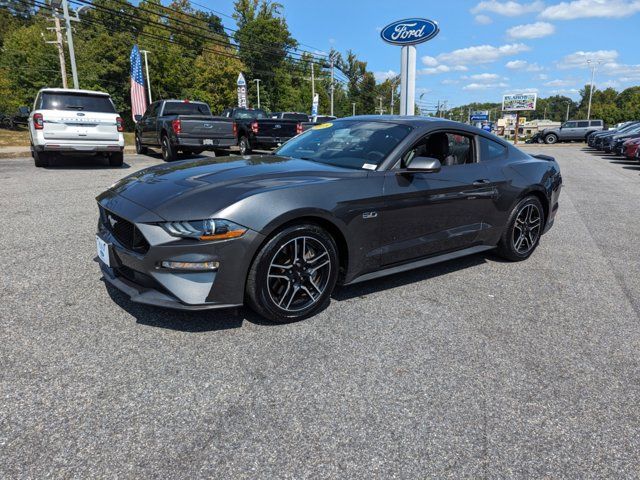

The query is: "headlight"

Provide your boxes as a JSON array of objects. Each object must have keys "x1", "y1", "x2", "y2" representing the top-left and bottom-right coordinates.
[{"x1": 161, "y1": 219, "x2": 247, "y2": 241}]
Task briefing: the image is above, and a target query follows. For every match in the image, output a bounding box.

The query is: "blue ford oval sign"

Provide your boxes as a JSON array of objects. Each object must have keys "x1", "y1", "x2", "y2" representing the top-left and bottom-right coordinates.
[{"x1": 380, "y1": 18, "x2": 439, "y2": 46}]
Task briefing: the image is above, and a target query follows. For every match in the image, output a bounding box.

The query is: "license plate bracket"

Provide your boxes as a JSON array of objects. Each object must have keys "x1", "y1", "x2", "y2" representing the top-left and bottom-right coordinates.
[{"x1": 96, "y1": 235, "x2": 111, "y2": 267}]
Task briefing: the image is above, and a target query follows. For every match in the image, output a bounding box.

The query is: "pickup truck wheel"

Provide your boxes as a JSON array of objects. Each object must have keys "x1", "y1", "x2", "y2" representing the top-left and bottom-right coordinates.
[
  {"x1": 544, "y1": 133, "x2": 558, "y2": 145},
  {"x1": 108, "y1": 152, "x2": 124, "y2": 167},
  {"x1": 239, "y1": 135, "x2": 252, "y2": 155},
  {"x1": 33, "y1": 150, "x2": 50, "y2": 168},
  {"x1": 161, "y1": 135, "x2": 177, "y2": 162},
  {"x1": 135, "y1": 134, "x2": 148, "y2": 155}
]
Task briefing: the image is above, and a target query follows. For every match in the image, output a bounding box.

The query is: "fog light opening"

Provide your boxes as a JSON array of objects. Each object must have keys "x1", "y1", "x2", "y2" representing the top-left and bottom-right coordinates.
[{"x1": 160, "y1": 261, "x2": 219, "y2": 271}]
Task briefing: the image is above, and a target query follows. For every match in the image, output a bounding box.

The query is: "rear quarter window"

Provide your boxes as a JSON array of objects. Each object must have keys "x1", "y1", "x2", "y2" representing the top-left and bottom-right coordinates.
[
  {"x1": 590, "y1": 120, "x2": 603, "y2": 126},
  {"x1": 577, "y1": 121, "x2": 589, "y2": 128},
  {"x1": 479, "y1": 136, "x2": 508, "y2": 162},
  {"x1": 41, "y1": 92, "x2": 116, "y2": 113}
]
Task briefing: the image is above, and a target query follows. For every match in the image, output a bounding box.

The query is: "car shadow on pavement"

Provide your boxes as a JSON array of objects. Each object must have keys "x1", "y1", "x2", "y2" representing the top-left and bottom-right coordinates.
[
  {"x1": 103, "y1": 282, "x2": 274, "y2": 332},
  {"x1": 333, "y1": 253, "x2": 488, "y2": 301},
  {"x1": 45, "y1": 155, "x2": 131, "y2": 169}
]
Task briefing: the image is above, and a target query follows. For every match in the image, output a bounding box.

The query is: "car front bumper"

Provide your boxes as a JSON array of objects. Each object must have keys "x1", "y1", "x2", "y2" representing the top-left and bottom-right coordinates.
[{"x1": 96, "y1": 193, "x2": 265, "y2": 311}]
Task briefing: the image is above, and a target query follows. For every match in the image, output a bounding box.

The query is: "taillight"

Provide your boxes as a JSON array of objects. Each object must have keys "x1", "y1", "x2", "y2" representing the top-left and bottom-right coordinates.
[
  {"x1": 33, "y1": 113, "x2": 44, "y2": 130},
  {"x1": 116, "y1": 116, "x2": 124, "y2": 132},
  {"x1": 232, "y1": 122, "x2": 237, "y2": 137},
  {"x1": 296, "y1": 122, "x2": 303, "y2": 135},
  {"x1": 172, "y1": 119, "x2": 182, "y2": 134},
  {"x1": 251, "y1": 121, "x2": 258, "y2": 134}
]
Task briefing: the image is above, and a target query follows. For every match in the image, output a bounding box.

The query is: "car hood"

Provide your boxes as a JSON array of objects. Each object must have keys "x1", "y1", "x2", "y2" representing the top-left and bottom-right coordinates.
[{"x1": 101, "y1": 155, "x2": 363, "y2": 221}]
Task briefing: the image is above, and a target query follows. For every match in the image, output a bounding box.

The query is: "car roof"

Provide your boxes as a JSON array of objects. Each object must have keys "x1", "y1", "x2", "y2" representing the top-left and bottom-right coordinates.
[{"x1": 38, "y1": 88, "x2": 110, "y2": 96}]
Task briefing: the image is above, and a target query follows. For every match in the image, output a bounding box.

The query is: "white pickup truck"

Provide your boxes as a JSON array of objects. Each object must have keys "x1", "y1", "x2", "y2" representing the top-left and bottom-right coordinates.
[{"x1": 29, "y1": 88, "x2": 125, "y2": 167}]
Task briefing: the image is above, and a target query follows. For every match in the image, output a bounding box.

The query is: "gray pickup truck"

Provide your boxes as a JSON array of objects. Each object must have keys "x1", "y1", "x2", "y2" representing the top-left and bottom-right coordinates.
[
  {"x1": 134, "y1": 100, "x2": 236, "y2": 161},
  {"x1": 542, "y1": 119, "x2": 604, "y2": 144}
]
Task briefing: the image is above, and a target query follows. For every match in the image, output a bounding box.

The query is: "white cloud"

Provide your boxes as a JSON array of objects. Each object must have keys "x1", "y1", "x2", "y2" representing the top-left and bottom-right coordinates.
[
  {"x1": 550, "y1": 88, "x2": 580, "y2": 95},
  {"x1": 505, "y1": 87, "x2": 539, "y2": 93},
  {"x1": 421, "y1": 55, "x2": 439, "y2": 67},
  {"x1": 602, "y1": 62, "x2": 640, "y2": 79},
  {"x1": 544, "y1": 79, "x2": 574, "y2": 86},
  {"x1": 540, "y1": 0, "x2": 640, "y2": 20},
  {"x1": 441, "y1": 79, "x2": 460, "y2": 85},
  {"x1": 437, "y1": 43, "x2": 530, "y2": 65},
  {"x1": 474, "y1": 14, "x2": 493, "y2": 24},
  {"x1": 471, "y1": 0, "x2": 545, "y2": 16},
  {"x1": 463, "y1": 82, "x2": 509, "y2": 90},
  {"x1": 469, "y1": 73, "x2": 502, "y2": 80},
  {"x1": 538, "y1": 73, "x2": 549, "y2": 80},
  {"x1": 374, "y1": 70, "x2": 398, "y2": 82},
  {"x1": 557, "y1": 50, "x2": 618, "y2": 69},
  {"x1": 419, "y1": 65, "x2": 468, "y2": 75},
  {"x1": 507, "y1": 21, "x2": 555, "y2": 39}
]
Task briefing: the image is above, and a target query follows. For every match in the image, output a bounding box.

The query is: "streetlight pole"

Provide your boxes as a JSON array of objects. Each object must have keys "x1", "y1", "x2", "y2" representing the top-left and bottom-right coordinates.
[
  {"x1": 566, "y1": 102, "x2": 570, "y2": 122},
  {"x1": 330, "y1": 55, "x2": 335, "y2": 117},
  {"x1": 352, "y1": 102, "x2": 356, "y2": 116},
  {"x1": 586, "y1": 59, "x2": 601, "y2": 121},
  {"x1": 140, "y1": 49, "x2": 152, "y2": 103},
  {"x1": 252, "y1": 79, "x2": 261, "y2": 109},
  {"x1": 61, "y1": 0, "x2": 79, "y2": 89}
]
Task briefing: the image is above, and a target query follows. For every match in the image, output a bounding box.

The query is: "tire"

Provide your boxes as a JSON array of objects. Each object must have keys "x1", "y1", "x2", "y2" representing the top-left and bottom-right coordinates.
[
  {"x1": 108, "y1": 152, "x2": 124, "y2": 167},
  {"x1": 238, "y1": 135, "x2": 252, "y2": 155},
  {"x1": 246, "y1": 224, "x2": 339, "y2": 323},
  {"x1": 496, "y1": 196, "x2": 545, "y2": 262},
  {"x1": 544, "y1": 133, "x2": 558, "y2": 145},
  {"x1": 213, "y1": 149, "x2": 229, "y2": 157},
  {"x1": 33, "y1": 150, "x2": 50, "y2": 167},
  {"x1": 161, "y1": 135, "x2": 177, "y2": 162},
  {"x1": 135, "y1": 133, "x2": 148, "y2": 154}
]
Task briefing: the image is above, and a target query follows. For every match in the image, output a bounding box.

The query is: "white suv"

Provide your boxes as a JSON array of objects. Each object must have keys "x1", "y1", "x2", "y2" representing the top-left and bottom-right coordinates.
[{"x1": 29, "y1": 88, "x2": 125, "y2": 167}]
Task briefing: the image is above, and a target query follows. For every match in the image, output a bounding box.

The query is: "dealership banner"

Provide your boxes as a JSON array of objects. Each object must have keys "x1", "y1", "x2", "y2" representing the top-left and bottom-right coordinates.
[
  {"x1": 237, "y1": 73, "x2": 247, "y2": 108},
  {"x1": 502, "y1": 93, "x2": 537, "y2": 111}
]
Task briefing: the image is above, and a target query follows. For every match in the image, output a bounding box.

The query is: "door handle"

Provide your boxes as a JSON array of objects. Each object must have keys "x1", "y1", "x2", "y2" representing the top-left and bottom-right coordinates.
[{"x1": 473, "y1": 179, "x2": 490, "y2": 186}]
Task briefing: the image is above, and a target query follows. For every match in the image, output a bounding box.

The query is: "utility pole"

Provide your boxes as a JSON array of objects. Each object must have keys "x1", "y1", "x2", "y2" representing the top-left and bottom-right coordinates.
[
  {"x1": 329, "y1": 55, "x2": 335, "y2": 117},
  {"x1": 586, "y1": 59, "x2": 602, "y2": 120},
  {"x1": 311, "y1": 62, "x2": 315, "y2": 100},
  {"x1": 436, "y1": 100, "x2": 440, "y2": 118},
  {"x1": 377, "y1": 96, "x2": 383, "y2": 115},
  {"x1": 566, "y1": 102, "x2": 570, "y2": 121},
  {"x1": 390, "y1": 80, "x2": 395, "y2": 115},
  {"x1": 140, "y1": 49, "x2": 152, "y2": 103},
  {"x1": 252, "y1": 78, "x2": 261, "y2": 109},
  {"x1": 45, "y1": 12, "x2": 68, "y2": 88},
  {"x1": 352, "y1": 102, "x2": 356, "y2": 116},
  {"x1": 61, "y1": 0, "x2": 79, "y2": 89}
]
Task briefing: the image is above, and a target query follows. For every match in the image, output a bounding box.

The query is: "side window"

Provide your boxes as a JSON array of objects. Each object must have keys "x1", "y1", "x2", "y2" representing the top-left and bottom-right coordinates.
[
  {"x1": 590, "y1": 120, "x2": 602, "y2": 127},
  {"x1": 399, "y1": 131, "x2": 474, "y2": 168},
  {"x1": 478, "y1": 136, "x2": 507, "y2": 162},
  {"x1": 564, "y1": 122, "x2": 577, "y2": 128},
  {"x1": 577, "y1": 121, "x2": 589, "y2": 128}
]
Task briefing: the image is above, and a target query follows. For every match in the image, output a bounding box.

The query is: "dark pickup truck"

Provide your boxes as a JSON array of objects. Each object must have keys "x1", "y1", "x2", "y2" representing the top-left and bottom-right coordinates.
[
  {"x1": 135, "y1": 100, "x2": 236, "y2": 161},
  {"x1": 221, "y1": 107, "x2": 301, "y2": 154}
]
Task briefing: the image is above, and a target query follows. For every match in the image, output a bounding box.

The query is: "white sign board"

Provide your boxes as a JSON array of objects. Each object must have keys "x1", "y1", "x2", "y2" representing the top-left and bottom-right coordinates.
[
  {"x1": 237, "y1": 73, "x2": 247, "y2": 108},
  {"x1": 502, "y1": 93, "x2": 537, "y2": 111}
]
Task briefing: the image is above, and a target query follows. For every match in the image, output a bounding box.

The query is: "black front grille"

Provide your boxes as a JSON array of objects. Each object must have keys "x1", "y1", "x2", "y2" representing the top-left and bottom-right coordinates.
[{"x1": 100, "y1": 207, "x2": 150, "y2": 253}]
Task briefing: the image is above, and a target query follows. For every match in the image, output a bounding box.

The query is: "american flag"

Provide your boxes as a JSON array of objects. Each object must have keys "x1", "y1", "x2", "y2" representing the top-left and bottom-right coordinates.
[{"x1": 130, "y1": 45, "x2": 147, "y2": 122}]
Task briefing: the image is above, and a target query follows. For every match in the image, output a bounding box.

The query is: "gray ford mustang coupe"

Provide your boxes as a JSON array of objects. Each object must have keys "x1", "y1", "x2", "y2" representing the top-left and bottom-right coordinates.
[{"x1": 96, "y1": 116, "x2": 562, "y2": 322}]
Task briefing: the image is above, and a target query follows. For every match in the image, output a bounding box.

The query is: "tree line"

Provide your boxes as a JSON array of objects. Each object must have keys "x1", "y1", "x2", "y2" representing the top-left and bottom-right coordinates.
[{"x1": 0, "y1": 0, "x2": 400, "y2": 127}]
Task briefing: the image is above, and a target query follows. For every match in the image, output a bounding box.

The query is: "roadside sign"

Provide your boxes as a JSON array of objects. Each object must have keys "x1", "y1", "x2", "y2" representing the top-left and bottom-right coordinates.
[
  {"x1": 502, "y1": 93, "x2": 537, "y2": 111},
  {"x1": 237, "y1": 73, "x2": 247, "y2": 108},
  {"x1": 470, "y1": 110, "x2": 489, "y2": 122}
]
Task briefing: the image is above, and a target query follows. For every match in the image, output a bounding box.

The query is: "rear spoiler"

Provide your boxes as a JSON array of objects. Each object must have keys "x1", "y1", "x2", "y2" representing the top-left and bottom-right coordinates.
[{"x1": 531, "y1": 154, "x2": 556, "y2": 162}]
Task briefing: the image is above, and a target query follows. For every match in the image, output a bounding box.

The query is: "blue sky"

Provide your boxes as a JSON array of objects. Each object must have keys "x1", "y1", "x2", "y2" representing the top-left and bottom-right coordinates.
[{"x1": 204, "y1": 0, "x2": 640, "y2": 109}]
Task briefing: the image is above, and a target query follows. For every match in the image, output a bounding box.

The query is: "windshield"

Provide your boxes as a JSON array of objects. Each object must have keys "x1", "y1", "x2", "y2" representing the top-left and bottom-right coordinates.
[
  {"x1": 40, "y1": 92, "x2": 116, "y2": 113},
  {"x1": 275, "y1": 120, "x2": 412, "y2": 170},
  {"x1": 163, "y1": 102, "x2": 211, "y2": 116},
  {"x1": 280, "y1": 113, "x2": 309, "y2": 121},
  {"x1": 234, "y1": 108, "x2": 267, "y2": 119}
]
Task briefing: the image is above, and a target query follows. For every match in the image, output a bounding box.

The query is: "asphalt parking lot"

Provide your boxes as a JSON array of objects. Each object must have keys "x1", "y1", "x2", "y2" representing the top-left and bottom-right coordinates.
[{"x1": 2, "y1": 146, "x2": 640, "y2": 478}]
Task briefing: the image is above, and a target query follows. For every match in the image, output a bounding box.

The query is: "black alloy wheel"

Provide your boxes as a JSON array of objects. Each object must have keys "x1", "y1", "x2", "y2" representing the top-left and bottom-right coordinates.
[
  {"x1": 135, "y1": 134, "x2": 148, "y2": 154},
  {"x1": 161, "y1": 135, "x2": 177, "y2": 162},
  {"x1": 246, "y1": 224, "x2": 338, "y2": 322},
  {"x1": 496, "y1": 196, "x2": 545, "y2": 261},
  {"x1": 238, "y1": 136, "x2": 252, "y2": 155}
]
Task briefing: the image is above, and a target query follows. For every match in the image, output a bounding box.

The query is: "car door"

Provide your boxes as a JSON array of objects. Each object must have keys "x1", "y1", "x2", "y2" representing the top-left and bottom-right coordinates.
[
  {"x1": 575, "y1": 121, "x2": 590, "y2": 140},
  {"x1": 559, "y1": 121, "x2": 577, "y2": 140},
  {"x1": 141, "y1": 102, "x2": 159, "y2": 145},
  {"x1": 380, "y1": 130, "x2": 498, "y2": 266}
]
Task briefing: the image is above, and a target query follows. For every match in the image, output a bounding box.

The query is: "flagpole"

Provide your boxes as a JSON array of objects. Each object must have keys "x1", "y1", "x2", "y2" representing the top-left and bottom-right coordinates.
[{"x1": 140, "y1": 49, "x2": 152, "y2": 103}]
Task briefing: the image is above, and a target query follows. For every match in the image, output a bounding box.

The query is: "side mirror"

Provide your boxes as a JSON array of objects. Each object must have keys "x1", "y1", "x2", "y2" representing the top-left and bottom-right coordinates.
[
  {"x1": 134, "y1": 114, "x2": 142, "y2": 122},
  {"x1": 406, "y1": 156, "x2": 442, "y2": 173}
]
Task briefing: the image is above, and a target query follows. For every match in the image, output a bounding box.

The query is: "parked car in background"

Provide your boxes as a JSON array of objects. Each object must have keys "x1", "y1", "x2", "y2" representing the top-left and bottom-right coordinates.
[
  {"x1": 542, "y1": 119, "x2": 603, "y2": 144},
  {"x1": 134, "y1": 100, "x2": 235, "y2": 161},
  {"x1": 591, "y1": 121, "x2": 640, "y2": 150},
  {"x1": 271, "y1": 111, "x2": 315, "y2": 131},
  {"x1": 602, "y1": 123, "x2": 640, "y2": 153},
  {"x1": 612, "y1": 127, "x2": 640, "y2": 155},
  {"x1": 1, "y1": 106, "x2": 30, "y2": 129},
  {"x1": 29, "y1": 88, "x2": 124, "y2": 167},
  {"x1": 221, "y1": 107, "x2": 302, "y2": 154},
  {"x1": 311, "y1": 115, "x2": 337, "y2": 123},
  {"x1": 623, "y1": 137, "x2": 640, "y2": 159}
]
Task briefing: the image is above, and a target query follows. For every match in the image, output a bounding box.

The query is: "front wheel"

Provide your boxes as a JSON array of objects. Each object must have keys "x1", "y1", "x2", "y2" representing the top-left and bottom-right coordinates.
[
  {"x1": 238, "y1": 135, "x2": 252, "y2": 155},
  {"x1": 496, "y1": 196, "x2": 545, "y2": 261},
  {"x1": 108, "y1": 152, "x2": 124, "y2": 167},
  {"x1": 161, "y1": 135, "x2": 177, "y2": 162},
  {"x1": 246, "y1": 224, "x2": 339, "y2": 323},
  {"x1": 544, "y1": 133, "x2": 558, "y2": 145},
  {"x1": 135, "y1": 134, "x2": 148, "y2": 155}
]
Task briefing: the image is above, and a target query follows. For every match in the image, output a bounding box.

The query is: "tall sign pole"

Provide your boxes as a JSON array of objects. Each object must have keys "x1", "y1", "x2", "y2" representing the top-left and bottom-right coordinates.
[{"x1": 380, "y1": 18, "x2": 439, "y2": 116}]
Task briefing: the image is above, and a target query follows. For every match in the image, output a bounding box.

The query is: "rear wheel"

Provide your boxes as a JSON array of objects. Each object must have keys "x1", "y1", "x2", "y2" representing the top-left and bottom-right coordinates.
[
  {"x1": 238, "y1": 135, "x2": 252, "y2": 155},
  {"x1": 108, "y1": 151, "x2": 124, "y2": 167},
  {"x1": 33, "y1": 150, "x2": 50, "y2": 167},
  {"x1": 496, "y1": 196, "x2": 545, "y2": 261},
  {"x1": 246, "y1": 224, "x2": 339, "y2": 323},
  {"x1": 161, "y1": 135, "x2": 177, "y2": 162},
  {"x1": 135, "y1": 133, "x2": 148, "y2": 154},
  {"x1": 544, "y1": 133, "x2": 558, "y2": 145}
]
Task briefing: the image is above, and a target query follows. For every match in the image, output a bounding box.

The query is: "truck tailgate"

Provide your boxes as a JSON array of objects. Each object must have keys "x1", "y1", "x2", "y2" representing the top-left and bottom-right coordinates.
[
  {"x1": 256, "y1": 119, "x2": 298, "y2": 137},
  {"x1": 178, "y1": 116, "x2": 235, "y2": 139}
]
